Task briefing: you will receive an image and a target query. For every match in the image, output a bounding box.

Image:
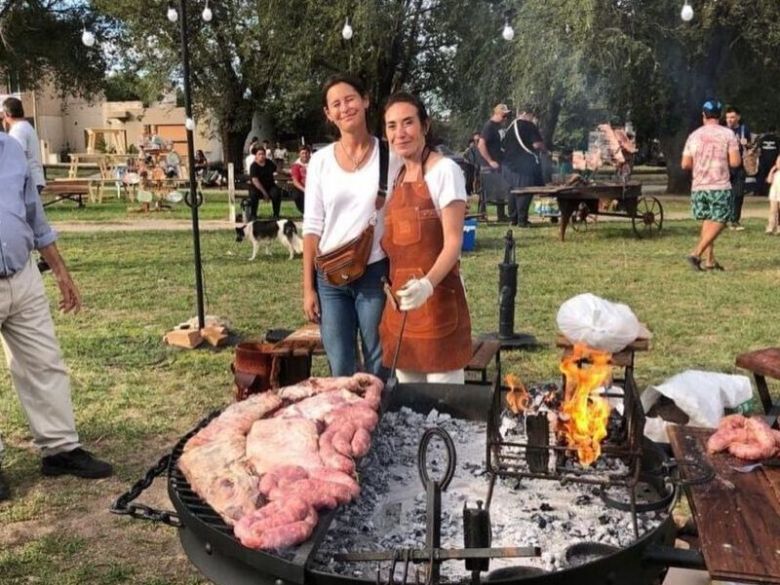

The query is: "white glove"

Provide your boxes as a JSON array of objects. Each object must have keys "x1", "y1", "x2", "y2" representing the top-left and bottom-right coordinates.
[{"x1": 397, "y1": 277, "x2": 434, "y2": 311}]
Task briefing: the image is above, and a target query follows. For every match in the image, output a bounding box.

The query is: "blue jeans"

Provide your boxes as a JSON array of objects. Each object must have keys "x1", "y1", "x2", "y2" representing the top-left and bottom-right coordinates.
[{"x1": 317, "y1": 259, "x2": 389, "y2": 379}]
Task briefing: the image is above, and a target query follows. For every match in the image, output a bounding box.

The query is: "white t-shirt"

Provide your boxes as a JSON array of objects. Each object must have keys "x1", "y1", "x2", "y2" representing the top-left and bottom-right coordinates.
[
  {"x1": 303, "y1": 138, "x2": 401, "y2": 264},
  {"x1": 244, "y1": 154, "x2": 254, "y2": 175},
  {"x1": 417, "y1": 157, "x2": 468, "y2": 213},
  {"x1": 9, "y1": 120, "x2": 45, "y2": 187}
]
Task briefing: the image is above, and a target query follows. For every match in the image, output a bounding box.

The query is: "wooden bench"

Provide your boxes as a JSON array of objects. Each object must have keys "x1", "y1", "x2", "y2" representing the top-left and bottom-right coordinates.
[
  {"x1": 465, "y1": 338, "x2": 501, "y2": 383},
  {"x1": 668, "y1": 425, "x2": 780, "y2": 584},
  {"x1": 268, "y1": 324, "x2": 500, "y2": 383},
  {"x1": 735, "y1": 347, "x2": 780, "y2": 427},
  {"x1": 41, "y1": 180, "x2": 90, "y2": 208}
]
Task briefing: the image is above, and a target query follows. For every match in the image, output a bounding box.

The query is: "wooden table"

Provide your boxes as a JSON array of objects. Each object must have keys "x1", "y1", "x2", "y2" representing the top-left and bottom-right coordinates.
[
  {"x1": 668, "y1": 425, "x2": 780, "y2": 584},
  {"x1": 41, "y1": 180, "x2": 90, "y2": 207},
  {"x1": 736, "y1": 348, "x2": 780, "y2": 426}
]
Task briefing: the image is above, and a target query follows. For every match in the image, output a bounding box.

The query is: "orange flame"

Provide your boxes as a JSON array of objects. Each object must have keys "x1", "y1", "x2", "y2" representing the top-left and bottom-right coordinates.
[
  {"x1": 505, "y1": 374, "x2": 530, "y2": 414},
  {"x1": 559, "y1": 343, "x2": 612, "y2": 467}
]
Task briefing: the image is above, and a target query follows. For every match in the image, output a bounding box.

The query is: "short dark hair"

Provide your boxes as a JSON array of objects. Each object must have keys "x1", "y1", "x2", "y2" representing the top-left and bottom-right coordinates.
[
  {"x1": 299, "y1": 145, "x2": 311, "y2": 153},
  {"x1": 322, "y1": 73, "x2": 368, "y2": 108},
  {"x1": 262, "y1": 139, "x2": 270, "y2": 145},
  {"x1": 3, "y1": 96, "x2": 24, "y2": 118},
  {"x1": 250, "y1": 146, "x2": 259, "y2": 155},
  {"x1": 725, "y1": 106, "x2": 740, "y2": 115},
  {"x1": 250, "y1": 136, "x2": 258, "y2": 142}
]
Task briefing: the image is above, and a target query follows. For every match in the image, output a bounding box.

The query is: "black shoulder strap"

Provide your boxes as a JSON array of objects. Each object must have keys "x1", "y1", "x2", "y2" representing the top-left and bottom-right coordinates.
[{"x1": 378, "y1": 139, "x2": 389, "y2": 196}]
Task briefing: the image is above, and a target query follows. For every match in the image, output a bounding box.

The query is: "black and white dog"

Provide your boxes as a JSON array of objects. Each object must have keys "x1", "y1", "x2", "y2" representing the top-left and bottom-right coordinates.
[{"x1": 235, "y1": 219, "x2": 303, "y2": 261}]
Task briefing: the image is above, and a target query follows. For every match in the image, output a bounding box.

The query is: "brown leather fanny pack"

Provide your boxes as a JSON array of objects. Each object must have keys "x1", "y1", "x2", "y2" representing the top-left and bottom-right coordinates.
[
  {"x1": 314, "y1": 225, "x2": 374, "y2": 286},
  {"x1": 313, "y1": 140, "x2": 389, "y2": 287}
]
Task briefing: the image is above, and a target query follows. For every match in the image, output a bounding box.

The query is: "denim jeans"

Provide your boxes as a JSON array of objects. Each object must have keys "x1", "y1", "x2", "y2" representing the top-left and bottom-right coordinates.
[{"x1": 317, "y1": 259, "x2": 389, "y2": 379}]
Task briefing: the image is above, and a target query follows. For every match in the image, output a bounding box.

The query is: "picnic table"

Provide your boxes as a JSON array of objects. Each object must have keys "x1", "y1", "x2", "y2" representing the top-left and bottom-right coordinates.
[
  {"x1": 668, "y1": 425, "x2": 780, "y2": 584},
  {"x1": 40, "y1": 179, "x2": 90, "y2": 208}
]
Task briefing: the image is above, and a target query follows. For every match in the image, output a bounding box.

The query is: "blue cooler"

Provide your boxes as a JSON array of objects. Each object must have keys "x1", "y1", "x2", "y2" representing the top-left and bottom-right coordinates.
[{"x1": 462, "y1": 218, "x2": 477, "y2": 252}]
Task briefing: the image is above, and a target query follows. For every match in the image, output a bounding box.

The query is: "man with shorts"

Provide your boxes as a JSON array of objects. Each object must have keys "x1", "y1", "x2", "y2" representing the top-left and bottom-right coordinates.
[{"x1": 682, "y1": 100, "x2": 741, "y2": 271}]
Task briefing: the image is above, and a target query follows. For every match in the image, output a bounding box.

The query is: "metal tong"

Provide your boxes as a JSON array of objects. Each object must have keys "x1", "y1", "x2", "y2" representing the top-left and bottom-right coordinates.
[{"x1": 382, "y1": 276, "x2": 408, "y2": 389}]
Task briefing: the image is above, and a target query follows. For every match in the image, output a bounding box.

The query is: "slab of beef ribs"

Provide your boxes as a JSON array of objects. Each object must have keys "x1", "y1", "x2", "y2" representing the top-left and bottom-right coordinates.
[
  {"x1": 177, "y1": 373, "x2": 384, "y2": 551},
  {"x1": 246, "y1": 417, "x2": 324, "y2": 475}
]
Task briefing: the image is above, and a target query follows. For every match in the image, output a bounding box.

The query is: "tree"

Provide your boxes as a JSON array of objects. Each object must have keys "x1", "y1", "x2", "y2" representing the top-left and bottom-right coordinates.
[
  {"x1": 93, "y1": 0, "x2": 513, "y2": 166},
  {"x1": 0, "y1": 0, "x2": 107, "y2": 95},
  {"x1": 499, "y1": 0, "x2": 780, "y2": 192}
]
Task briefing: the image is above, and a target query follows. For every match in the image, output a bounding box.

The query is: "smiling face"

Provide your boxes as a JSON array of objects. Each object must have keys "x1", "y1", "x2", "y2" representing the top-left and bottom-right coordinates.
[
  {"x1": 384, "y1": 101, "x2": 428, "y2": 159},
  {"x1": 324, "y1": 82, "x2": 369, "y2": 134}
]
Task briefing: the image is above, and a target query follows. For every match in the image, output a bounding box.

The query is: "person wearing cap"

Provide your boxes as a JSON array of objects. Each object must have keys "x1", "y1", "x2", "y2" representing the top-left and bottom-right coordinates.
[
  {"x1": 501, "y1": 107, "x2": 546, "y2": 227},
  {"x1": 477, "y1": 104, "x2": 511, "y2": 221},
  {"x1": 681, "y1": 100, "x2": 741, "y2": 271},
  {"x1": 0, "y1": 133, "x2": 113, "y2": 502}
]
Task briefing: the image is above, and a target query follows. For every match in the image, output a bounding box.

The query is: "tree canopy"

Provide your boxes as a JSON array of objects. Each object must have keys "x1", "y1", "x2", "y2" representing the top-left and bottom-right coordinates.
[
  {"x1": 8, "y1": 0, "x2": 780, "y2": 189},
  {"x1": 0, "y1": 0, "x2": 107, "y2": 95}
]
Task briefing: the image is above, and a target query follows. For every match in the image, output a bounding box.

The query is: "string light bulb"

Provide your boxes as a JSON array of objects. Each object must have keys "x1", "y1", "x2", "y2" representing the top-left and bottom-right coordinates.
[
  {"x1": 81, "y1": 29, "x2": 95, "y2": 47},
  {"x1": 341, "y1": 17, "x2": 353, "y2": 40},
  {"x1": 502, "y1": 21, "x2": 515, "y2": 41},
  {"x1": 680, "y1": 2, "x2": 694, "y2": 22},
  {"x1": 202, "y1": 2, "x2": 213, "y2": 22},
  {"x1": 167, "y1": 4, "x2": 179, "y2": 23}
]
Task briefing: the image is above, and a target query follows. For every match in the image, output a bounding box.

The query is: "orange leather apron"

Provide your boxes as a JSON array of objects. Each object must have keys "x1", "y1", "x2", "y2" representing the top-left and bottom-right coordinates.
[{"x1": 379, "y1": 167, "x2": 472, "y2": 373}]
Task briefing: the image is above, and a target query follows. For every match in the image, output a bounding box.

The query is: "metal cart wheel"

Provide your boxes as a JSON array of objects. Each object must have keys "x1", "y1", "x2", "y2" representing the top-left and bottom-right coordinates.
[
  {"x1": 570, "y1": 203, "x2": 590, "y2": 232},
  {"x1": 631, "y1": 196, "x2": 664, "y2": 237}
]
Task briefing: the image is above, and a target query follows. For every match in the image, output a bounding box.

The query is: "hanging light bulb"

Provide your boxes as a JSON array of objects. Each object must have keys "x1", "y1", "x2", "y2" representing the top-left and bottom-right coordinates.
[
  {"x1": 202, "y1": 1, "x2": 213, "y2": 23},
  {"x1": 502, "y1": 21, "x2": 515, "y2": 41},
  {"x1": 167, "y1": 4, "x2": 179, "y2": 23},
  {"x1": 81, "y1": 28, "x2": 95, "y2": 47},
  {"x1": 680, "y1": 2, "x2": 694, "y2": 22},
  {"x1": 185, "y1": 117, "x2": 195, "y2": 131},
  {"x1": 341, "y1": 17, "x2": 353, "y2": 40}
]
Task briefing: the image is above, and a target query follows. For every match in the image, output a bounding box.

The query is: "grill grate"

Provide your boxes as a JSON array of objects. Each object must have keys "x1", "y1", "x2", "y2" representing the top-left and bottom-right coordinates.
[
  {"x1": 485, "y1": 358, "x2": 649, "y2": 536},
  {"x1": 166, "y1": 410, "x2": 338, "y2": 584}
]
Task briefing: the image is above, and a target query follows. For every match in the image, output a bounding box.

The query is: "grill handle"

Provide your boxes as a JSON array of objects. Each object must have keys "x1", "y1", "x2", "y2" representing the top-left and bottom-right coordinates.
[
  {"x1": 110, "y1": 451, "x2": 182, "y2": 528},
  {"x1": 642, "y1": 544, "x2": 707, "y2": 571}
]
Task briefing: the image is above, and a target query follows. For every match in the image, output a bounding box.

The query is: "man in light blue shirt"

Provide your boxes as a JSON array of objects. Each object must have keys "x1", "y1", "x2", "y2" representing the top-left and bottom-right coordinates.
[{"x1": 0, "y1": 133, "x2": 112, "y2": 501}]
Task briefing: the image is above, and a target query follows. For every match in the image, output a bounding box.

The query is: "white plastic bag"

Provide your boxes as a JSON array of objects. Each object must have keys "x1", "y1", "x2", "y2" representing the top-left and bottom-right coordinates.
[
  {"x1": 641, "y1": 370, "x2": 753, "y2": 433},
  {"x1": 556, "y1": 293, "x2": 640, "y2": 353}
]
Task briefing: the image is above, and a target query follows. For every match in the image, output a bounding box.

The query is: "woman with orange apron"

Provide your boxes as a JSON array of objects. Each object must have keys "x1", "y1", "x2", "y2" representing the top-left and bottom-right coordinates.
[{"x1": 379, "y1": 92, "x2": 472, "y2": 383}]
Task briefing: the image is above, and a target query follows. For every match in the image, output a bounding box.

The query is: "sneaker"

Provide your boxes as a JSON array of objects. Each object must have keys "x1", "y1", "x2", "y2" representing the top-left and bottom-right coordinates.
[
  {"x1": 41, "y1": 448, "x2": 113, "y2": 479},
  {"x1": 0, "y1": 466, "x2": 10, "y2": 501},
  {"x1": 733, "y1": 224, "x2": 745, "y2": 231}
]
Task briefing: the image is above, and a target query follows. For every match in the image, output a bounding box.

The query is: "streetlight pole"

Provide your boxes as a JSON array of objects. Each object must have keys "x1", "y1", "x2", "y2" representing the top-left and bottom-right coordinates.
[{"x1": 177, "y1": 0, "x2": 206, "y2": 331}]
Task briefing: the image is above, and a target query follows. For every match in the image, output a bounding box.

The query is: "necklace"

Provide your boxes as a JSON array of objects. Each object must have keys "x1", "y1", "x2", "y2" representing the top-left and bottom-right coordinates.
[{"x1": 339, "y1": 140, "x2": 371, "y2": 170}]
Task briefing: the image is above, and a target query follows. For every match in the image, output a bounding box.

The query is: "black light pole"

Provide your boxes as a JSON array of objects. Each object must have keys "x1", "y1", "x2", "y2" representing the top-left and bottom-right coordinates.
[{"x1": 176, "y1": 0, "x2": 206, "y2": 330}]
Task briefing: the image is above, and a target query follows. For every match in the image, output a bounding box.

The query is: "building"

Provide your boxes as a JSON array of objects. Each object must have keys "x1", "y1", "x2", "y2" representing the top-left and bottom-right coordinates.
[{"x1": 2, "y1": 82, "x2": 223, "y2": 164}]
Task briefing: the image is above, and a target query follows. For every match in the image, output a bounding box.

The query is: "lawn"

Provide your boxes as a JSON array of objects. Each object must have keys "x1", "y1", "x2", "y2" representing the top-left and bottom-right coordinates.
[{"x1": 1, "y1": 212, "x2": 778, "y2": 584}]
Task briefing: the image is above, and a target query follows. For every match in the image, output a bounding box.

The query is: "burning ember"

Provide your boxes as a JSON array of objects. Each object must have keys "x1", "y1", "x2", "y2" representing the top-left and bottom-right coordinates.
[
  {"x1": 559, "y1": 344, "x2": 612, "y2": 467},
  {"x1": 505, "y1": 374, "x2": 530, "y2": 414}
]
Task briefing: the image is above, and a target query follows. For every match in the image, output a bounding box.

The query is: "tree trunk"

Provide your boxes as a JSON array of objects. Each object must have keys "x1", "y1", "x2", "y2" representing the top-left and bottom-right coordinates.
[
  {"x1": 222, "y1": 126, "x2": 249, "y2": 172},
  {"x1": 659, "y1": 128, "x2": 691, "y2": 194}
]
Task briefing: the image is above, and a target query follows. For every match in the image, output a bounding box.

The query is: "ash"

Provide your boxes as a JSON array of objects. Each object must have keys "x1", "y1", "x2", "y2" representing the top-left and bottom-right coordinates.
[{"x1": 312, "y1": 407, "x2": 663, "y2": 580}]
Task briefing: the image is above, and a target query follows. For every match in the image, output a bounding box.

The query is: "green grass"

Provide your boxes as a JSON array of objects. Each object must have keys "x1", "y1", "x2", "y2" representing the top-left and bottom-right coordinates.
[{"x1": 1, "y1": 215, "x2": 779, "y2": 583}]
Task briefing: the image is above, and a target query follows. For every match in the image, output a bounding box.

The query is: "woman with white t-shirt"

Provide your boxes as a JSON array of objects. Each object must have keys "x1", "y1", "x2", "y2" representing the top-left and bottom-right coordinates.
[
  {"x1": 302, "y1": 74, "x2": 400, "y2": 377},
  {"x1": 379, "y1": 92, "x2": 472, "y2": 384}
]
